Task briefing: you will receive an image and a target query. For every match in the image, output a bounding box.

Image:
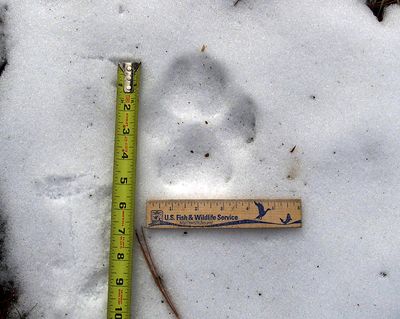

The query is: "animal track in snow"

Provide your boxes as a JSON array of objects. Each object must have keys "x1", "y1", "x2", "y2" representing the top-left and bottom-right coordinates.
[
  {"x1": 34, "y1": 174, "x2": 110, "y2": 199},
  {"x1": 152, "y1": 53, "x2": 258, "y2": 186},
  {"x1": 221, "y1": 95, "x2": 257, "y2": 144},
  {"x1": 79, "y1": 266, "x2": 108, "y2": 296},
  {"x1": 158, "y1": 124, "x2": 233, "y2": 185},
  {"x1": 161, "y1": 54, "x2": 228, "y2": 119}
]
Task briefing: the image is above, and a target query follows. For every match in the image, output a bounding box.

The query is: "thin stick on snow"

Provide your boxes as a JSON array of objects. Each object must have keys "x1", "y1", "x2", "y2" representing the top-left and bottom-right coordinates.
[
  {"x1": 139, "y1": 227, "x2": 178, "y2": 317},
  {"x1": 135, "y1": 227, "x2": 181, "y2": 319}
]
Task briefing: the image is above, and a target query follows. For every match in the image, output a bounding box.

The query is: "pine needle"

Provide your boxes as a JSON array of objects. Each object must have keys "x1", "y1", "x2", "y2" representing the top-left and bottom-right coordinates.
[{"x1": 135, "y1": 227, "x2": 181, "y2": 319}]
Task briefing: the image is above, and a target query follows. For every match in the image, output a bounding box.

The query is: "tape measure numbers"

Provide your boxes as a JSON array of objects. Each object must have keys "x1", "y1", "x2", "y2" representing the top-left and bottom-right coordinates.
[{"x1": 107, "y1": 62, "x2": 141, "y2": 319}]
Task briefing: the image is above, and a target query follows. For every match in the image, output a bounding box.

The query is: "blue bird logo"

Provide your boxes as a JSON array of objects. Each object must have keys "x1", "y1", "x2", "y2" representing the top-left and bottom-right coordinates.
[
  {"x1": 254, "y1": 201, "x2": 271, "y2": 220},
  {"x1": 280, "y1": 213, "x2": 292, "y2": 225}
]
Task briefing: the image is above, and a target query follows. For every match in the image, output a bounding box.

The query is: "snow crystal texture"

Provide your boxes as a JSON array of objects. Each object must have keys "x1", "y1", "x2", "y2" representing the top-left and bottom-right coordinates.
[{"x1": 0, "y1": 0, "x2": 400, "y2": 318}]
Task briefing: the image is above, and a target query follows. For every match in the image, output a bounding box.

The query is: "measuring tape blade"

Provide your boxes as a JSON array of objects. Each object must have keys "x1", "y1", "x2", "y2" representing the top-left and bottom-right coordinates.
[
  {"x1": 146, "y1": 199, "x2": 302, "y2": 229},
  {"x1": 107, "y1": 62, "x2": 141, "y2": 319}
]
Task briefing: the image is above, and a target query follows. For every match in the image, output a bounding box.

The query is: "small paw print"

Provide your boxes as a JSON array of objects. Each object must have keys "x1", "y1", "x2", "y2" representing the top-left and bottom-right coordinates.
[{"x1": 149, "y1": 53, "x2": 258, "y2": 188}]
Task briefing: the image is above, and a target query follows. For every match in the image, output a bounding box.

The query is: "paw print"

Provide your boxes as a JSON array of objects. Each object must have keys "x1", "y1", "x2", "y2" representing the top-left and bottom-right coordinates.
[{"x1": 148, "y1": 53, "x2": 257, "y2": 188}]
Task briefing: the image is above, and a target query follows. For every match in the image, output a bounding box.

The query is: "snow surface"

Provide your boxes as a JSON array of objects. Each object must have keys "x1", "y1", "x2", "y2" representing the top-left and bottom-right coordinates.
[{"x1": 1, "y1": 0, "x2": 400, "y2": 318}]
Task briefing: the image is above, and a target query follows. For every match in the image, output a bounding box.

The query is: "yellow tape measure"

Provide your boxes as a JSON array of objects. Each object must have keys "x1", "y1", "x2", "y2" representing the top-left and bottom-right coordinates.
[{"x1": 107, "y1": 62, "x2": 141, "y2": 319}]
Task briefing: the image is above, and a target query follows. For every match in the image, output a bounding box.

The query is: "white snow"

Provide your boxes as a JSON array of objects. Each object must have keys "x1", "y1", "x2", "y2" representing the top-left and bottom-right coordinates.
[{"x1": 0, "y1": 0, "x2": 400, "y2": 318}]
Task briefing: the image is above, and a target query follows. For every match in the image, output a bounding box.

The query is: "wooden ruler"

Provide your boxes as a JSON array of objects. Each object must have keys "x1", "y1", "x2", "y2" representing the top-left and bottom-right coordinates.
[{"x1": 146, "y1": 199, "x2": 302, "y2": 229}]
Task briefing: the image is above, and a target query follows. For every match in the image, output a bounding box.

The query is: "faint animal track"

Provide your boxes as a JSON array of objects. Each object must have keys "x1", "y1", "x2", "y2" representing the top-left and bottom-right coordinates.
[
  {"x1": 221, "y1": 95, "x2": 257, "y2": 143},
  {"x1": 165, "y1": 54, "x2": 227, "y2": 119},
  {"x1": 93, "y1": 184, "x2": 112, "y2": 199},
  {"x1": 35, "y1": 175, "x2": 83, "y2": 199},
  {"x1": 158, "y1": 125, "x2": 232, "y2": 185},
  {"x1": 152, "y1": 53, "x2": 258, "y2": 186},
  {"x1": 80, "y1": 266, "x2": 108, "y2": 296},
  {"x1": 314, "y1": 132, "x2": 387, "y2": 182},
  {"x1": 286, "y1": 156, "x2": 301, "y2": 181},
  {"x1": 35, "y1": 174, "x2": 110, "y2": 199},
  {"x1": 118, "y1": 4, "x2": 127, "y2": 14}
]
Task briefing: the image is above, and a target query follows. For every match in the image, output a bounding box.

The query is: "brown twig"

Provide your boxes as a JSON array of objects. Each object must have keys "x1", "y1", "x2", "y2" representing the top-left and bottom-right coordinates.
[
  {"x1": 12, "y1": 302, "x2": 37, "y2": 319},
  {"x1": 140, "y1": 227, "x2": 178, "y2": 316},
  {"x1": 135, "y1": 227, "x2": 181, "y2": 319}
]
